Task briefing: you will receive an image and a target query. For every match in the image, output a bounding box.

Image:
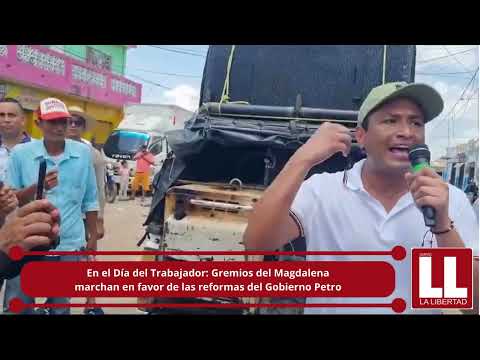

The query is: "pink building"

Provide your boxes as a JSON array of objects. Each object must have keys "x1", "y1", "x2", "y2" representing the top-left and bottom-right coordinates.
[{"x1": 0, "y1": 45, "x2": 142, "y2": 143}]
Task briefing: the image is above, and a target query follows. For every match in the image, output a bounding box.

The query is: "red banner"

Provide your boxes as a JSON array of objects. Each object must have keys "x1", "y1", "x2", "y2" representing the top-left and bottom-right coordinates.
[{"x1": 21, "y1": 261, "x2": 395, "y2": 298}]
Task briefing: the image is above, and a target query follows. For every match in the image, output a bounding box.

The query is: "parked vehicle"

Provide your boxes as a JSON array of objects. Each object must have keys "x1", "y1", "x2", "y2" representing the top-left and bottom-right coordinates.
[{"x1": 103, "y1": 104, "x2": 193, "y2": 193}]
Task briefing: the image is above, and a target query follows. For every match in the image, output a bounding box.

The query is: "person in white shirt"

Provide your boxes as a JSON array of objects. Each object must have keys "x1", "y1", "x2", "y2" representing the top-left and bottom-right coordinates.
[
  {"x1": 244, "y1": 82, "x2": 479, "y2": 314},
  {"x1": 118, "y1": 160, "x2": 130, "y2": 200}
]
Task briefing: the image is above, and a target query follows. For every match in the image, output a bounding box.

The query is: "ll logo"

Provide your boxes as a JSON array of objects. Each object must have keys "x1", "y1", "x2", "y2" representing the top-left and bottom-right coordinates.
[{"x1": 412, "y1": 248, "x2": 472, "y2": 309}]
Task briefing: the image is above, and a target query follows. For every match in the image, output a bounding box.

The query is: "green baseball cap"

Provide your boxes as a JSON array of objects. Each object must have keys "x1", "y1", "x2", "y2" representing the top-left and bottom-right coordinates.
[{"x1": 358, "y1": 82, "x2": 444, "y2": 127}]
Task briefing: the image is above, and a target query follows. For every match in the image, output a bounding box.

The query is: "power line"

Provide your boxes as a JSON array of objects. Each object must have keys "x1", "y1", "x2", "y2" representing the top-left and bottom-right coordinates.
[
  {"x1": 453, "y1": 86, "x2": 479, "y2": 122},
  {"x1": 428, "y1": 74, "x2": 477, "y2": 139},
  {"x1": 416, "y1": 72, "x2": 473, "y2": 78},
  {"x1": 417, "y1": 47, "x2": 477, "y2": 64},
  {"x1": 132, "y1": 68, "x2": 202, "y2": 78},
  {"x1": 159, "y1": 46, "x2": 207, "y2": 55},
  {"x1": 417, "y1": 70, "x2": 475, "y2": 75},
  {"x1": 147, "y1": 45, "x2": 207, "y2": 58},
  {"x1": 441, "y1": 45, "x2": 475, "y2": 72},
  {"x1": 126, "y1": 73, "x2": 173, "y2": 90},
  {"x1": 449, "y1": 86, "x2": 479, "y2": 140},
  {"x1": 126, "y1": 74, "x2": 201, "y2": 101},
  {"x1": 428, "y1": 68, "x2": 479, "y2": 134}
]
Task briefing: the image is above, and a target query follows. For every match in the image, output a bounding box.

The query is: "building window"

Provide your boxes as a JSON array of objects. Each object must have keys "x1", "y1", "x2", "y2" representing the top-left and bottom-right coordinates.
[
  {"x1": 0, "y1": 45, "x2": 7, "y2": 57},
  {"x1": 111, "y1": 79, "x2": 137, "y2": 97},
  {"x1": 86, "y1": 47, "x2": 112, "y2": 72},
  {"x1": 72, "y1": 64, "x2": 107, "y2": 88},
  {"x1": 0, "y1": 84, "x2": 7, "y2": 99},
  {"x1": 16, "y1": 45, "x2": 66, "y2": 76}
]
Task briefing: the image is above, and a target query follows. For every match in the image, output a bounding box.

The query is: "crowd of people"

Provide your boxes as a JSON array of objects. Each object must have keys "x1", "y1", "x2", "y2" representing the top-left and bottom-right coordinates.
[
  {"x1": 0, "y1": 97, "x2": 103, "y2": 314},
  {"x1": 0, "y1": 96, "x2": 157, "y2": 315}
]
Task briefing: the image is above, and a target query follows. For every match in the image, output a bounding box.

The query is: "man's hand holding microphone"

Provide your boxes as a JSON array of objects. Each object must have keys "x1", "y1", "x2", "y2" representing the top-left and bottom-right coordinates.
[{"x1": 405, "y1": 145, "x2": 451, "y2": 234}]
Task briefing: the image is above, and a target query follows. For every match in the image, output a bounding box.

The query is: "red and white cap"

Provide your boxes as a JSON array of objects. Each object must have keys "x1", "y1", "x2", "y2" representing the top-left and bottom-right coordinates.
[{"x1": 36, "y1": 98, "x2": 71, "y2": 121}]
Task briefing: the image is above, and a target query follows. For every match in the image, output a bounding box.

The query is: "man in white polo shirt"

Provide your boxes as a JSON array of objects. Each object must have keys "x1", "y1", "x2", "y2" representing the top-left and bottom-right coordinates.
[{"x1": 244, "y1": 82, "x2": 479, "y2": 314}]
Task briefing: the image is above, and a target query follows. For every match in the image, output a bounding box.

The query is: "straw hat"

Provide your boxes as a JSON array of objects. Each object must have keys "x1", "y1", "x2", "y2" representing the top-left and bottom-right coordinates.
[{"x1": 67, "y1": 106, "x2": 96, "y2": 132}]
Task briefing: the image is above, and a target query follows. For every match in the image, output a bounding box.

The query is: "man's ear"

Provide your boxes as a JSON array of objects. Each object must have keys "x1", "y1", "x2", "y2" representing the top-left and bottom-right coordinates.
[{"x1": 355, "y1": 126, "x2": 366, "y2": 148}]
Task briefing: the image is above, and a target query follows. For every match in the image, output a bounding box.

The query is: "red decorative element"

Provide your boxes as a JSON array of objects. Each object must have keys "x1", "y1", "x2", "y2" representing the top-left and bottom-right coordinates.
[
  {"x1": 24, "y1": 250, "x2": 398, "y2": 257},
  {"x1": 9, "y1": 246, "x2": 24, "y2": 261},
  {"x1": 9, "y1": 298, "x2": 25, "y2": 314},
  {"x1": 391, "y1": 298, "x2": 406, "y2": 313},
  {"x1": 391, "y1": 246, "x2": 407, "y2": 261},
  {"x1": 24, "y1": 302, "x2": 396, "y2": 310}
]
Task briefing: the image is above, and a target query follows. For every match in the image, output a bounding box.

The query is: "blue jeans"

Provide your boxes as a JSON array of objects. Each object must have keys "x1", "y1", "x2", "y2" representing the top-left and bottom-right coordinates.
[{"x1": 3, "y1": 255, "x2": 82, "y2": 315}]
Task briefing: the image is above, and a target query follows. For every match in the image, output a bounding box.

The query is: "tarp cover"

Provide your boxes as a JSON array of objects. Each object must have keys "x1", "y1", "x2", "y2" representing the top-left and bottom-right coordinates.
[
  {"x1": 145, "y1": 45, "x2": 416, "y2": 226},
  {"x1": 200, "y1": 45, "x2": 416, "y2": 109}
]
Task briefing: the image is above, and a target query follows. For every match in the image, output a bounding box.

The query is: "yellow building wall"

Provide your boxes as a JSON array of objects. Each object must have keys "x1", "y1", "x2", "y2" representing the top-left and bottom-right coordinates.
[{"x1": 5, "y1": 82, "x2": 124, "y2": 144}]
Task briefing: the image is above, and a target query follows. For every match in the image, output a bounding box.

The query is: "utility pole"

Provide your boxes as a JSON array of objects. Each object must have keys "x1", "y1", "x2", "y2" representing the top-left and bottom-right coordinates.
[{"x1": 447, "y1": 114, "x2": 450, "y2": 149}]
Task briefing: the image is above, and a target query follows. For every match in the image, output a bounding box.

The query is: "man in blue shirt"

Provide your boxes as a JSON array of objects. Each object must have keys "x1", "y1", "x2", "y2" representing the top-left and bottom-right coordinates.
[
  {"x1": 0, "y1": 97, "x2": 31, "y2": 185},
  {"x1": 0, "y1": 97, "x2": 31, "y2": 298},
  {"x1": 0, "y1": 98, "x2": 31, "y2": 225},
  {"x1": 4, "y1": 97, "x2": 99, "y2": 315}
]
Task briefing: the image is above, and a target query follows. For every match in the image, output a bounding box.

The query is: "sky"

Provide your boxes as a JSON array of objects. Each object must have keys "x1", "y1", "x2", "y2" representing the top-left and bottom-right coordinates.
[{"x1": 125, "y1": 45, "x2": 479, "y2": 161}]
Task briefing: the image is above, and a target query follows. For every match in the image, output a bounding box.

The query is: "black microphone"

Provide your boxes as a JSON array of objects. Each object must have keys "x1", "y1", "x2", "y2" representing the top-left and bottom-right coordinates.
[{"x1": 408, "y1": 144, "x2": 436, "y2": 228}]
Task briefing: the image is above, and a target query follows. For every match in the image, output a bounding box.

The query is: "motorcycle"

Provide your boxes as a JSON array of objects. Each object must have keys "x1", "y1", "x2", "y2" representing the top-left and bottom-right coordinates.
[{"x1": 105, "y1": 163, "x2": 117, "y2": 203}]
